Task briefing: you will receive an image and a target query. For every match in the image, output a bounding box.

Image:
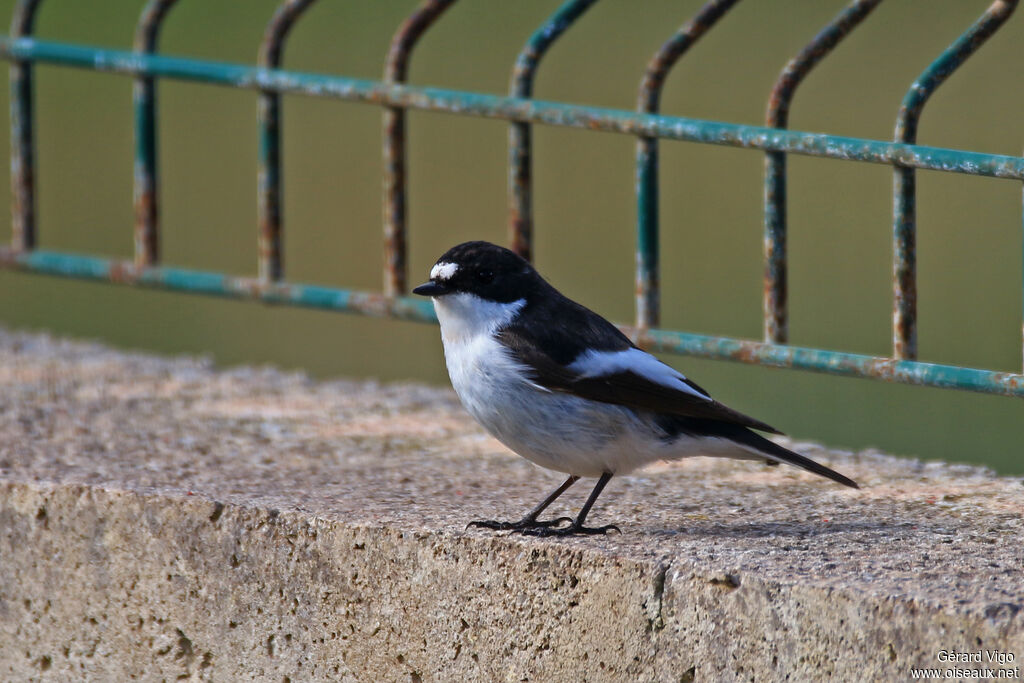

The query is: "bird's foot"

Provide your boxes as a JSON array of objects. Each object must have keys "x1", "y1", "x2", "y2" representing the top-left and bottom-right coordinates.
[
  {"x1": 515, "y1": 522, "x2": 621, "y2": 537},
  {"x1": 466, "y1": 516, "x2": 573, "y2": 532}
]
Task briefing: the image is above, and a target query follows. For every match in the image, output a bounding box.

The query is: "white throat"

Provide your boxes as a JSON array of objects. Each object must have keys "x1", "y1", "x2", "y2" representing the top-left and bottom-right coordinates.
[{"x1": 432, "y1": 292, "x2": 525, "y2": 345}]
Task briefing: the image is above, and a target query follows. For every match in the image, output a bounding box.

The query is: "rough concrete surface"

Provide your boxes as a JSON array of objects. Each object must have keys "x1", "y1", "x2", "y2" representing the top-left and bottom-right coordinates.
[{"x1": 0, "y1": 328, "x2": 1022, "y2": 682}]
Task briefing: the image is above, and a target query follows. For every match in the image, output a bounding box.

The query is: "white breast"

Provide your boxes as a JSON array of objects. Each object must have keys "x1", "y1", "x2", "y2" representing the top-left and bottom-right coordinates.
[
  {"x1": 432, "y1": 294, "x2": 627, "y2": 475},
  {"x1": 432, "y1": 293, "x2": 541, "y2": 427},
  {"x1": 431, "y1": 293, "x2": 749, "y2": 477}
]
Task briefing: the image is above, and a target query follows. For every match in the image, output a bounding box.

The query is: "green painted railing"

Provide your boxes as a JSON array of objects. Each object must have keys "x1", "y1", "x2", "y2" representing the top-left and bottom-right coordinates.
[{"x1": 2, "y1": 0, "x2": 1022, "y2": 399}]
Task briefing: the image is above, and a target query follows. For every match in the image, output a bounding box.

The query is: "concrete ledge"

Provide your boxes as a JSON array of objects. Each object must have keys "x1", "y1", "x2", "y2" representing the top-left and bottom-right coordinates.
[{"x1": 1, "y1": 329, "x2": 1022, "y2": 680}]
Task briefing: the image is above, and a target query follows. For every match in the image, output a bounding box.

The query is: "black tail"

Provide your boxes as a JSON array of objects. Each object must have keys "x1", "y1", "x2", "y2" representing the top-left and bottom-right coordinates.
[{"x1": 729, "y1": 427, "x2": 859, "y2": 489}]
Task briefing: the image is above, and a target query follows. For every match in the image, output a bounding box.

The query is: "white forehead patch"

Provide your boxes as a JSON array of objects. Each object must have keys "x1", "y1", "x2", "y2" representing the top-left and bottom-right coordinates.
[{"x1": 430, "y1": 261, "x2": 459, "y2": 281}]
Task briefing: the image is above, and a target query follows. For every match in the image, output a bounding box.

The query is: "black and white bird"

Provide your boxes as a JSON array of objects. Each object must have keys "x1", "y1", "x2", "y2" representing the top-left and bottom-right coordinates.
[{"x1": 413, "y1": 241, "x2": 857, "y2": 536}]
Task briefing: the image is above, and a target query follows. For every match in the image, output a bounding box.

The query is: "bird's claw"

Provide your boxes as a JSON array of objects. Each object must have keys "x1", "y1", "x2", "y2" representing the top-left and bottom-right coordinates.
[
  {"x1": 516, "y1": 522, "x2": 621, "y2": 537},
  {"x1": 466, "y1": 516, "x2": 573, "y2": 532}
]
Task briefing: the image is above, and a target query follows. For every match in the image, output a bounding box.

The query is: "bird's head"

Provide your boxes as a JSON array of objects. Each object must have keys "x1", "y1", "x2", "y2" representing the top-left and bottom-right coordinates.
[{"x1": 413, "y1": 241, "x2": 541, "y2": 304}]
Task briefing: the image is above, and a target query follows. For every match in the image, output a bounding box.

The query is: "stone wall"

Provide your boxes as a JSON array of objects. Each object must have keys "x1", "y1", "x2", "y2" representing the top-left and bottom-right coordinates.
[{"x1": 1, "y1": 330, "x2": 1021, "y2": 680}]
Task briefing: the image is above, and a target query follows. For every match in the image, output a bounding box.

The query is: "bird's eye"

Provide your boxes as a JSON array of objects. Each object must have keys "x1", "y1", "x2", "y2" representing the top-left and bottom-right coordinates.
[{"x1": 475, "y1": 269, "x2": 495, "y2": 285}]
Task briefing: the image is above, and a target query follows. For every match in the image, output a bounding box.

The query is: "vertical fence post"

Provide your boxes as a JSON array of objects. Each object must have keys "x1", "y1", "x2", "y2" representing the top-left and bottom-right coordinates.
[
  {"x1": 258, "y1": 0, "x2": 319, "y2": 284},
  {"x1": 508, "y1": 0, "x2": 598, "y2": 262},
  {"x1": 636, "y1": 0, "x2": 740, "y2": 329},
  {"x1": 9, "y1": 0, "x2": 44, "y2": 252},
  {"x1": 134, "y1": 0, "x2": 181, "y2": 268},
  {"x1": 892, "y1": 0, "x2": 1017, "y2": 360},
  {"x1": 764, "y1": 0, "x2": 882, "y2": 344},
  {"x1": 383, "y1": 0, "x2": 457, "y2": 296}
]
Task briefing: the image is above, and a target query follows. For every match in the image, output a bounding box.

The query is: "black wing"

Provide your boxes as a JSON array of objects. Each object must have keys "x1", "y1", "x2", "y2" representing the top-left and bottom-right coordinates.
[{"x1": 496, "y1": 300, "x2": 782, "y2": 435}]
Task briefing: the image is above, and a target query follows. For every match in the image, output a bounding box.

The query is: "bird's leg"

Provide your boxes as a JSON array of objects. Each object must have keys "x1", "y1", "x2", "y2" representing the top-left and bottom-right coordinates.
[
  {"x1": 467, "y1": 475, "x2": 578, "y2": 531},
  {"x1": 518, "y1": 472, "x2": 620, "y2": 537}
]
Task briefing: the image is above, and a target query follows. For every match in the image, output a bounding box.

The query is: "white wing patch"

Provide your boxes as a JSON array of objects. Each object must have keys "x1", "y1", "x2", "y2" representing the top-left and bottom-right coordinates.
[
  {"x1": 430, "y1": 261, "x2": 459, "y2": 281},
  {"x1": 567, "y1": 347, "x2": 711, "y2": 401}
]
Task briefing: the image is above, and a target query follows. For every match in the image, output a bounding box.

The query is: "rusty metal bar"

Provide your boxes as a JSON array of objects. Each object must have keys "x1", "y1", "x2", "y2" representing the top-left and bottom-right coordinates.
[
  {"x1": 0, "y1": 247, "x2": 437, "y2": 324},
  {"x1": 630, "y1": 325, "x2": 1024, "y2": 399},
  {"x1": 892, "y1": 0, "x2": 1018, "y2": 360},
  {"x1": 9, "y1": 0, "x2": 43, "y2": 252},
  {"x1": 4, "y1": 245, "x2": 1024, "y2": 399},
  {"x1": 764, "y1": 0, "x2": 882, "y2": 345},
  {"x1": 133, "y1": 0, "x2": 181, "y2": 268},
  {"x1": 383, "y1": 0, "x2": 456, "y2": 296},
  {"x1": 5, "y1": 39, "x2": 1023, "y2": 177},
  {"x1": 4, "y1": 39, "x2": 1023, "y2": 179},
  {"x1": 257, "y1": 0, "x2": 319, "y2": 283},
  {"x1": 508, "y1": 0, "x2": 598, "y2": 262},
  {"x1": 635, "y1": 0, "x2": 740, "y2": 329}
]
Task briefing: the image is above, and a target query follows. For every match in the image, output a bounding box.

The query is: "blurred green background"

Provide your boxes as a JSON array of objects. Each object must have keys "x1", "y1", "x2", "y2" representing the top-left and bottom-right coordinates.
[{"x1": 0, "y1": 0, "x2": 1021, "y2": 473}]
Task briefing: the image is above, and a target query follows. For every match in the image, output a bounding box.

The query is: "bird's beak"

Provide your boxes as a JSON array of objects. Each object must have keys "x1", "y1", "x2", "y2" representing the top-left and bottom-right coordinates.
[{"x1": 412, "y1": 280, "x2": 449, "y2": 297}]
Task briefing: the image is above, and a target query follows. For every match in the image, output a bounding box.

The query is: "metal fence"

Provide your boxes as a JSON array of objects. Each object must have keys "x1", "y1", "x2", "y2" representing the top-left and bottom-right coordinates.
[{"x1": 1, "y1": 0, "x2": 1022, "y2": 398}]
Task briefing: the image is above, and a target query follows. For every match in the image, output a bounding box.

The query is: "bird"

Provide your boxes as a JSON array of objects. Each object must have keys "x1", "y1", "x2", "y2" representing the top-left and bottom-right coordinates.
[{"x1": 412, "y1": 241, "x2": 858, "y2": 536}]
